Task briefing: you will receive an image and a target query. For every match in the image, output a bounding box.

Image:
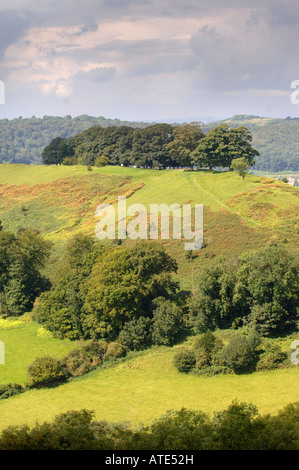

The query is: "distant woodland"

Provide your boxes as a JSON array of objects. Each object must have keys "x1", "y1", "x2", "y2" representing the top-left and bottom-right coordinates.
[{"x1": 0, "y1": 115, "x2": 149, "y2": 165}]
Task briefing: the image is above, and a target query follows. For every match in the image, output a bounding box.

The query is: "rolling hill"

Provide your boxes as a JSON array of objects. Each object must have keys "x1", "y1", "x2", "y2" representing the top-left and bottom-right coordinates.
[
  {"x1": 0, "y1": 164, "x2": 298, "y2": 288},
  {"x1": 0, "y1": 164, "x2": 298, "y2": 432}
]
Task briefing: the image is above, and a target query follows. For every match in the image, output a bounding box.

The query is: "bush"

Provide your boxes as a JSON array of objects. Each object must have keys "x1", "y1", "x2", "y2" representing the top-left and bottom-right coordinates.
[
  {"x1": 195, "y1": 346, "x2": 210, "y2": 369},
  {"x1": 28, "y1": 356, "x2": 69, "y2": 387},
  {"x1": 104, "y1": 342, "x2": 126, "y2": 361},
  {"x1": 0, "y1": 383, "x2": 25, "y2": 400},
  {"x1": 221, "y1": 335, "x2": 259, "y2": 373},
  {"x1": 194, "y1": 332, "x2": 225, "y2": 372},
  {"x1": 173, "y1": 348, "x2": 196, "y2": 373},
  {"x1": 193, "y1": 330, "x2": 216, "y2": 355},
  {"x1": 63, "y1": 340, "x2": 107, "y2": 377},
  {"x1": 256, "y1": 342, "x2": 287, "y2": 371},
  {"x1": 63, "y1": 349, "x2": 97, "y2": 377},
  {"x1": 118, "y1": 317, "x2": 152, "y2": 351}
]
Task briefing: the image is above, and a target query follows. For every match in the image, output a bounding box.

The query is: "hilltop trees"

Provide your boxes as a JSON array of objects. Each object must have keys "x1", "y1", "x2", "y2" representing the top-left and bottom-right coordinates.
[
  {"x1": 41, "y1": 122, "x2": 259, "y2": 171},
  {"x1": 41, "y1": 137, "x2": 74, "y2": 165}
]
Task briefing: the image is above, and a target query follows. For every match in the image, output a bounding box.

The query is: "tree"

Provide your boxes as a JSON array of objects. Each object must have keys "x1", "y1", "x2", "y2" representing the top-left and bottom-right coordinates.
[
  {"x1": 130, "y1": 124, "x2": 174, "y2": 168},
  {"x1": 82, "y1": 242, "x2": 178, "y2": 339},
  {"x1": 221, "y1": 334, "x2": 260, "y2": 373},
  {"x1": 151, "y1": 297, "x2": 183, "y2": 346},
  {"x1": 188, "y1": 256, "x2": 241, "y2": 332},
  {"x1": 41, "y1": 137, "x2": 74, "y2": 165},
  {"x1": 37, "y1": 240, "x2": 178, "y2": 340},
  {"x1": 191, "y1": 124, "x2": 259, "y2": 171},
  {"x1": 166, "y1": 122, "x2": 204, "y2": 169},
  {"x1": 234, "y1": 246, "x2": 299, "y2": 335},
  {"x1": 0, "y1": 228, "x2": 52, "y2": 316},
  {"x1": 230, "y1": 157, "x2": 251, "y2": 180},
  {"x1": 118, "y1": 317, "x2": 152, "y2": 350}
]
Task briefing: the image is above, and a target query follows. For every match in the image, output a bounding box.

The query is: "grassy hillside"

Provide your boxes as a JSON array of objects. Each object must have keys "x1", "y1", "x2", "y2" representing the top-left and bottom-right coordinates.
[
  {"x1": 0, "y1": 164, "x2": 297, "y2": 288},
  {"x1": 0, "y1": 164, "x2": 298, "y2": 433}
]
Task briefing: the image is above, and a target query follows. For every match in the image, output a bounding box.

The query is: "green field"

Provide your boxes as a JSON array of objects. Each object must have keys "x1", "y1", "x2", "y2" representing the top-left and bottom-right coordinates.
[
  {"x1": 0, "y1": 317, "x2": 74, "y2": 384},
  {"x1": 0, "y1": 164, "x2": 298, "y2": 432},
  {"x1": 0, "y1": 336, "x2": 298, "y2": 431}
]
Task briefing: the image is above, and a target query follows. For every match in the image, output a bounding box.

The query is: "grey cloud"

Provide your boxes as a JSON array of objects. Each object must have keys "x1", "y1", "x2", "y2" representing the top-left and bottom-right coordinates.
[
  {"x1": 189, "y1": 9, "x2": 299, "y2": 93},
  {"x1": 0, "y1": 10, "x2": 34, "y2": 58}
]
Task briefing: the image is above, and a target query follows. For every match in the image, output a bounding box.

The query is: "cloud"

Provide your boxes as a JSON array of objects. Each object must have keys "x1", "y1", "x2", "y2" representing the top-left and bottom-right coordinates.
[
  {"x1": 189, "y1": 7, "x2": 299, "y2": 92},
  {"x1": 0, "y1": 10, "x2": 34, "y2": 58},
  {"x1": 1, "y1": 1, "x2": 298, "y2": 120},
  {"x1": 75, "y1": 66, "x2": 116, "y2": 83}
]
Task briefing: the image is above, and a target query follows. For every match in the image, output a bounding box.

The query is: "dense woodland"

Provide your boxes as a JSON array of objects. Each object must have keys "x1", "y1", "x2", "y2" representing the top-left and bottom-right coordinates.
[{"x1": 0, "y1": 114, "x2": 299, "y2": 171}]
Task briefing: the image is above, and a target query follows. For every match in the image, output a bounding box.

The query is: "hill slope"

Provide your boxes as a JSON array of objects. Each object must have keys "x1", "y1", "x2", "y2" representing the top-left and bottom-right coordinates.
[
  {"x1": 0, "y1": 164, "x2": 298, "y2": 289},
  {"x1": 0, "y1": 165, "x2": 298, "y2": 432}
]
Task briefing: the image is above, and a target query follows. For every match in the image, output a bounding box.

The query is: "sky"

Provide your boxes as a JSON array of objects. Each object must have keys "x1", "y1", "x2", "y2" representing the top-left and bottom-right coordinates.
[{"x1": 0, "y1": 0, "x2": 299, "y2": 123}]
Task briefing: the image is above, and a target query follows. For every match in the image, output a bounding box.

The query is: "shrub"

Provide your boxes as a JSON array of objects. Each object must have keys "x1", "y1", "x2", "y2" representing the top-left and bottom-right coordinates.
[
  {"x1": 104, "y1": 342, "x2": 126, "y2": 361},
  {"x1": 221, "y1": 335, "x2": 259, "y2": 373},
  {"x1": 256, "y1": 342, "x2": 287, "y2": 371},
  {"x1": 28, "y1": 356, "x2": 69, "y2": 387},
  {"x1": 63, "y1": 348, "x2": 97, "y2": 377},
  {"x1": 118, "y1": 317, "x2": 152, "y2": 351},
  {"x1": 63, "y1": 340, "x2": 107, "y2": 377},
  {"x1": 193, "y1": 330, "x2": 216, "y2": 355},
  {"x1": 0, "y1": 383, "x2": 25, "y2": 400},
  {"x1": 195, "y1": 346, "x2": 210, "y2": 369},
  {"x1": 194, "y1": 332, "x2": 225, "y2": 372},
  {"x1": 82, "y1": 340, "x2": 108, "y2": 360},
  {"x1": 173, "y1": 348, "x2": 196, "y2": 373}
]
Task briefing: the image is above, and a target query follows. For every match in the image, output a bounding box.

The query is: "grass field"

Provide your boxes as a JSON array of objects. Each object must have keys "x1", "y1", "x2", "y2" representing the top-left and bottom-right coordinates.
[
  {"x1": 0, "y1": 317, "x2": 74, "y2": 384},
  {"x1": 0, "y1": 341, "x2": 298, "y2": 431},
  {"x1": 0, "y1": 164, "x2": 298, "y2": 432}
]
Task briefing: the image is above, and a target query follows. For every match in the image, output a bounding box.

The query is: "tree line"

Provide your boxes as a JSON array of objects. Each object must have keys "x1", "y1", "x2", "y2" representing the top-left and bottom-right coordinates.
[
  {"x1": 33, "y1": 236, "x2": 298, "y2": 345},
  {"x1": 0, "y1": 401, "x2": 298, "y2": 450},
  {"x1": 41, "y1": 122, "x2": 259, "y2": 172}
]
